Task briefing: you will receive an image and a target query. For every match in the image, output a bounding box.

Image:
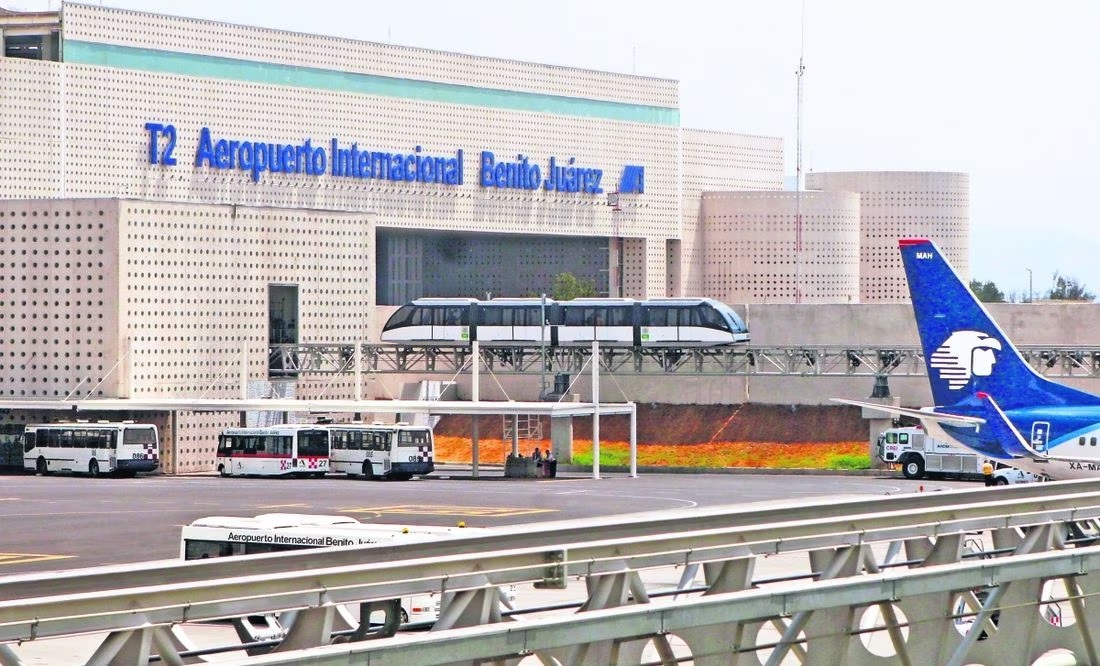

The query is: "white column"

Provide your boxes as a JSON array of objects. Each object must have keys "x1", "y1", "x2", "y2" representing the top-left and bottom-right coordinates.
[
  {"x1": 592, "y1": 340, "x2": 600, "y2": 480},
  {"x1": 630, "y1": 401, "x2": 637, "y2": 478},
  {"x1": 471, "y1": 341, "x2": 479, "y2": 479},
  {"x1": 354, "y1": 343, "x2": 362, "y2": 402}
]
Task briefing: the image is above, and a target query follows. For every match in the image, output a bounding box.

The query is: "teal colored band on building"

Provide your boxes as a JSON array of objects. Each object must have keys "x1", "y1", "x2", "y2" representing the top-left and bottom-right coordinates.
[{"x1": 63, "y1": 40, "x2": 681, "y2": 126}]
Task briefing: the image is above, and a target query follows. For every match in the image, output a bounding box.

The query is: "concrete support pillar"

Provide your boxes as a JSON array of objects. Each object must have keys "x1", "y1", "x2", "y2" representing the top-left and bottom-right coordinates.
[
  {"x1": 511, "y1": 414, "x2": 519, "y2": 457},
  {"x1": 551, "y1": 416, "x2": 574, "y2": 462}
]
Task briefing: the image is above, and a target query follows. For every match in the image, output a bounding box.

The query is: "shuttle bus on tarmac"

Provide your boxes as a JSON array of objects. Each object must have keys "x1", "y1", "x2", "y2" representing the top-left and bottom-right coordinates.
[
  {"x1": 327, "y1": 422, "x2": 435, "y2": 480},
  {"x1": 23, "y1": 421, "x2": 159, "y2": 477},
  {"x1": 216, "y1": 424, "x2": 329, "y2": 478},
  {"x1": 179, "y1": 513, "x2": 515, "y2": 627}
]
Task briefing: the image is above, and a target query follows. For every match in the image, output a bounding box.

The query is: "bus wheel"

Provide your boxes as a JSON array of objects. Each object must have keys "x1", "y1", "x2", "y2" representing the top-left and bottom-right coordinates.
[
  {"x1": 88, "y1": 459, "x2": 99, "y2": 478},
  {"x1": 902, "y1": 457, "x2": 925, "y2": 480},
  {"x1": 218, "y1": 464, "x2": 229, "y2": 477},
  {"x1": 363, "y1": 462, "x2": 374, "y2": 480},
  {"x1": 36, "y1": 457, "x2": 48, "y2": 476}
]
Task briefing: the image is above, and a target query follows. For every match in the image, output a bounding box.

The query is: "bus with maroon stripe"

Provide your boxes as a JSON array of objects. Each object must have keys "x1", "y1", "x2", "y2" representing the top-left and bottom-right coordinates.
[{"x1": 217, "y1": 424, "x2": 329, "y2": 478}]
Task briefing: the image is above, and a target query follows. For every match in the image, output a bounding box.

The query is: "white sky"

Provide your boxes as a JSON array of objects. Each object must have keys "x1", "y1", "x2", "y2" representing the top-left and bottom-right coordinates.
[{"x1": 13, "y1": 0, "x2": 1100, "y2": 301}]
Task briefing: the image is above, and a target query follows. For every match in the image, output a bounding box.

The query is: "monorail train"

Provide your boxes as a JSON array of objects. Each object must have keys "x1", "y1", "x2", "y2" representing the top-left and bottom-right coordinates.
[{"x1": 380, "y1": 297, "x2": 749, "y2": 347}]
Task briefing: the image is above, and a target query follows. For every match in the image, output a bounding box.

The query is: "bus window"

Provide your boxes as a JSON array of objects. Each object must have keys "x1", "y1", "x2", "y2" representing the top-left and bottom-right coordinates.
[
  {"x1": 399, "y1": 430, "x2": 433, "y2": 448},
  {"x1": 298, "y1": 431, "x2": 328, "y2": 457},
  {"x1": 23, "y1": 431, "x2": 36, "y2": 453},
  {"x1": 184, "y1": 539, "x2": 240, "y2": 560},
  {"x1": 124, "y1": 427, "x2": 157, "y2": 449}
]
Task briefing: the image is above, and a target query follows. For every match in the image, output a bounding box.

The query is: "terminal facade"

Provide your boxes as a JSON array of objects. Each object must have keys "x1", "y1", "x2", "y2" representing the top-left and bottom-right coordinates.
[{"x1": 0, "y1": 3, "x2": 973, "y2": 472}]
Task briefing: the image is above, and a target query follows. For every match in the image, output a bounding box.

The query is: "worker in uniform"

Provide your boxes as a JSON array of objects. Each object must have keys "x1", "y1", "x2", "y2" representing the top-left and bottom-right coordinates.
[{"x1": 982, "y1": 459, "x2": 995, "y2": 486}]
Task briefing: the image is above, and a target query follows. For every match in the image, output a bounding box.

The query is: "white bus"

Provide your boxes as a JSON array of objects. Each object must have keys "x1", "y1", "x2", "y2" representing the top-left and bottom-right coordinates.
[
  {"x1": 23, "y1": 421, "x2": 159, "y2": 477},
  {"x1": 216, "y1": 424, "x2": 329, "y2": 478},
  {"x1": 179, "y1": 514, "x2": 513, "y2": 625},
  {"x1": 328, "y1": 422, "x2": 435, "y2": 480}
]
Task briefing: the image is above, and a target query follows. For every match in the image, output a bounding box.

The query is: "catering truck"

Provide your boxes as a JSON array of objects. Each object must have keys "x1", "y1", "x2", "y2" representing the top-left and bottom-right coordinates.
[{"x1": 876, "y1": 426, "x2": 1037, "y2": 484}]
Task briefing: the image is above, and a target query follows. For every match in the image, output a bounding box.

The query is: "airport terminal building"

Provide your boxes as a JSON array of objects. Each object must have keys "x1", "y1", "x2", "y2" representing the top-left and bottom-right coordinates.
[{"x1": 0, "y1": 3, "x2": 972, "y2": 472}]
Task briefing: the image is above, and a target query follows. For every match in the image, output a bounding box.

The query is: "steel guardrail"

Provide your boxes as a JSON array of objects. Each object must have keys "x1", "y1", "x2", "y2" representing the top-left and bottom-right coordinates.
[{"x1": 3, "y1": 479, "x2": 1100, "y2": 642}]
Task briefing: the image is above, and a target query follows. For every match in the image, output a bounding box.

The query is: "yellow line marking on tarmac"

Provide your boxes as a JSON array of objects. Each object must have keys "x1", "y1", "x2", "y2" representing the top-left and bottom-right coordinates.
[
  {"x1": 0, "y1": 553, "x2": 74, "y2": 566},
  {"x1": 341, "y1": 505, "x2": 557, "y2": 518}
]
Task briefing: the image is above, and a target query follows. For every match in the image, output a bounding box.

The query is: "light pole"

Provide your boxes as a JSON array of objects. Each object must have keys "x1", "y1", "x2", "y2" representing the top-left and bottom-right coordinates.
[{"x1": 1026, "y1": 268, "x2": 1033, "y2": 303}]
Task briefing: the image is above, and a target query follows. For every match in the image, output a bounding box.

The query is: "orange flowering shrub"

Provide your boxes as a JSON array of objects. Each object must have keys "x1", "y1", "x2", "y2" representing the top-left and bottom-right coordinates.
[{"x1": 433, "y1": 436, "x2": 869, "y2": 470}]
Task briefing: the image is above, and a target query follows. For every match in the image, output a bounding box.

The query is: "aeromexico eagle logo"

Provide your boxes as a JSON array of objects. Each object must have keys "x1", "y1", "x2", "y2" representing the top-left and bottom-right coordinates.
[{"x1": 930, "y1": 330, "x2": 1002, "y2": 389}]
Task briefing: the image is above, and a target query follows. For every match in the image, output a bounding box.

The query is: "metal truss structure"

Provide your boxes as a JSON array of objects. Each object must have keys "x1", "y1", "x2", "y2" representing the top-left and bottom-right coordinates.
[
  {"x1": 5, "y1": 481, "x2": 1100, "y2": 664},
  {"x1": 269, "y1": 343, "x2": 1100, "y2": 379}
]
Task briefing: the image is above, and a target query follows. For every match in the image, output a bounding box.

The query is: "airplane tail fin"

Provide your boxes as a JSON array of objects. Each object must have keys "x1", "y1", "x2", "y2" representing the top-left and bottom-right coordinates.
[{"x1": 899, "y1": 238, "x2": 1100, "y2": 410}]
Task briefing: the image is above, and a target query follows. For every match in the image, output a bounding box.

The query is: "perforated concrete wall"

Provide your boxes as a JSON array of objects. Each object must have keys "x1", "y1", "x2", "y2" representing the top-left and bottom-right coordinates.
[
  {"x1": 2, "y1": 4, "x2": 783, "y2": 302},
  {"x1": 700, "y1": 191, "x2": 861, "y2": 303},
  {"x1": 805, "y1": 171, "x2": 970, "y2": 302},
  {"x1": 679, "y1": 129, "x2": 785, "y2": 297},
  {"x1": 0, "y1": 198, "x2": 373, "y2": 472},
  {"x1": 0, "y1": 199, "x2": 120, "y2": 399}
]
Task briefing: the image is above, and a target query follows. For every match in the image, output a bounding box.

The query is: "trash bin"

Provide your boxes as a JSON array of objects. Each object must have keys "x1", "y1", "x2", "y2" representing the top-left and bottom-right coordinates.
[{"x1": 553, "y1": 373, "x2": 569, "y2": 395}]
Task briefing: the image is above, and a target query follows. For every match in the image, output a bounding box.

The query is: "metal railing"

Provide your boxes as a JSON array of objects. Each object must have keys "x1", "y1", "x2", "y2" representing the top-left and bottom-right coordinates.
[{"x1": 4, "y1": 479, "x2": 1100, "y2": 664}]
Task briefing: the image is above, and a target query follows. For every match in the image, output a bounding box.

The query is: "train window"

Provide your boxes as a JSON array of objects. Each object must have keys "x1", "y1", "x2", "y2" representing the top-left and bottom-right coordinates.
[
  {"x1": 384, "y1": 305, "x2": 416, "y2": 330},
  {"x1": 643, "y1": 306, "x2": 668, "y2": 327},
  {"x1": 696, "y1": 305, "x2": 730, "y2": 331},
  {"x1": 442, "y1": 307, "x2": 467, "y2": 326},
  {"x1": 606, "y1": 306, "x2": 631, "y2": 326},
  {"x1": 520, "y1": 306, "x2": 541, "y2": 326},
  {"x1": 410, "y1": 308, "x2": 430, "y2": 326},
  {"x1": 563, "y1": 306, "x2": 585, "y2": 326},
  {"x1": 480, "y1": 306, "x2": 502, "y2": 326}
]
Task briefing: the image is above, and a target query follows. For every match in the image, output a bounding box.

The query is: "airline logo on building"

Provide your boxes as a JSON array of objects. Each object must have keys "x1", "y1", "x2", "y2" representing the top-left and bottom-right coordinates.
[{"x1": 144, "y1": 122, "x2": 644, "y2": 197}]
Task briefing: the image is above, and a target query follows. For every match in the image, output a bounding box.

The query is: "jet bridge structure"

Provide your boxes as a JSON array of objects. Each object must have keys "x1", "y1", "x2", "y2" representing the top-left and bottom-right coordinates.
[{"x1": 4, "y1": 480, "x2": 1100, "y2": 665}]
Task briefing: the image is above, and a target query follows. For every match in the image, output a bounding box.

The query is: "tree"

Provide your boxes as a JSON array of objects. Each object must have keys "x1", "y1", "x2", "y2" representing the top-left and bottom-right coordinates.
[
  {"x1": 1047, "y1": 272, "x2": 1095, "y2": 302},
  {"x1": 551, "y1": 272, "x2": 598, "y2": 300},
  {"x1": 969, "y1": 279, "x2": 1005, "y2": 303}
]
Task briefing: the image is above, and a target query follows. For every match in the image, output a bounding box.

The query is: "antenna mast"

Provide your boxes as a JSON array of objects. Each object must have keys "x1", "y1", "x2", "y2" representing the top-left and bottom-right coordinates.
[{"x1": 794, "y1": 1, "x2": 806, "y2": 304}]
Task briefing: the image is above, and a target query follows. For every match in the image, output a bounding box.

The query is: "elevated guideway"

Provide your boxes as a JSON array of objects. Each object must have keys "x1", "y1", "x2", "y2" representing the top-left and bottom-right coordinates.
[
  {"x1": 269, "y1": 343, "x2": 1100, "y2": 379},
  {"x1": 5, "y1": 480, "x2": 1100, "y2": 664}
]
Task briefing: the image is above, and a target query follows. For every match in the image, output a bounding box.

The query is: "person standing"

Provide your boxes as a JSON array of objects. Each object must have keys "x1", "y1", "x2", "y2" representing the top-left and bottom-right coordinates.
[{"x1": 982, "y1": 460, "x2": 995, "y2": 486}]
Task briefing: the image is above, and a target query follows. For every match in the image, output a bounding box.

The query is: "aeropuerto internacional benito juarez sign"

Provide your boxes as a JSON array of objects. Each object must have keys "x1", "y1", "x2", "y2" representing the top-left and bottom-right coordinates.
[{"x1": 143, "y1": 123, "x2": 645, "y2": 195}]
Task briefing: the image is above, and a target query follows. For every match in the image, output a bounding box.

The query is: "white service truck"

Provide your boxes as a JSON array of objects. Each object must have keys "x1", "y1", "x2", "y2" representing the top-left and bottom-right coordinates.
[{"x1": 876, "y1": 426, "x2": 1036, "y2": 484}]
